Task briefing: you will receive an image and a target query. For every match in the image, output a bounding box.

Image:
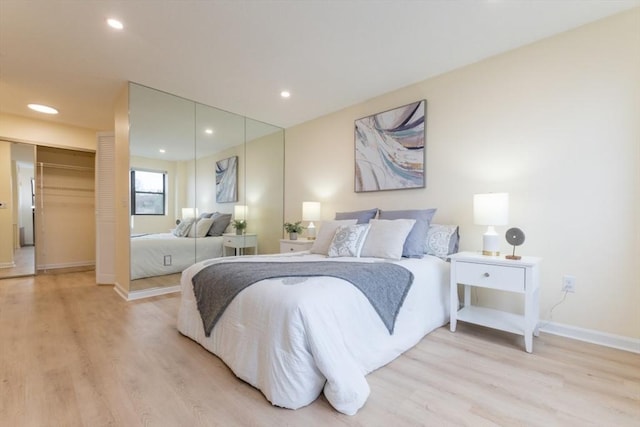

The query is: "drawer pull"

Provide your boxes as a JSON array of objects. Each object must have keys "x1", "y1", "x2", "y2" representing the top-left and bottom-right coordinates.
[{"x1": 483, "y1": 272, "x2": 490, "y2": 277}]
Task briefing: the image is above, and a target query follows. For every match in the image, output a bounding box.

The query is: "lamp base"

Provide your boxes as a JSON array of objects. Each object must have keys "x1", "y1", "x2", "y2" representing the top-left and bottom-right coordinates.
[
  {"x1": 505, "y1": 255, "x2": 521, "y2": 260},
  {"x1": 482, "y1": 229, "x2": 500, "y2": 256}
]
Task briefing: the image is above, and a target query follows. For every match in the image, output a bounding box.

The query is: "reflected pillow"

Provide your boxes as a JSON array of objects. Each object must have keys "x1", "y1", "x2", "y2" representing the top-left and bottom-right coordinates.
[
  {"x1": 207, "y1": 213, "x2": 232, "y2": 236},
  {"x1": 173, "y1": 218, "x2": 194, "y2": 237},
  {"x1": 188, "y1": 217, "x2": 215, "y2": 238},
  {"x1": 379, "y1": 208, "x2": 437, "y2": 258},
  {"x1": 426, "y1": 224, "x2": 460, "y2": 259},
  {"x1": 360, "y1": 219, "x2": 416, "y2": 260},
  {"x1": 334, "y1": 208, "x2": 378, "y2": 224},
  {"x1": 327, "y1": 224, "x2": 371, "y2": 257},
  {"x1": 310, "y1": 219, "x2": 358, "y2": 255}
]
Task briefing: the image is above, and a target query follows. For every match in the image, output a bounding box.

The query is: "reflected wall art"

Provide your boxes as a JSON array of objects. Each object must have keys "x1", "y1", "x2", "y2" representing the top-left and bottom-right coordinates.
[
  {"x1": 216, "y1": 156, "x2": 238, "y2": 203},
  {"x1": 354, "y1": 100, "x2": 426, "y2": 192}
]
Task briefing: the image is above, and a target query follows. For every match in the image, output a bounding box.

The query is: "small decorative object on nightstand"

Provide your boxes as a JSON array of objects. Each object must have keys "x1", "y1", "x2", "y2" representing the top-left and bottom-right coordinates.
[
  {"x1": 280, "y1": 238, "x2": 313, "y2": 253},
  {"x1": 449, "y1": 251, "x2": 542, "y2": 353},
  {"x1": 505, "y1": 227, "x2": 525, "y2": 260},
  {"x1": 222, "y1": 233, "x2": 257, "y2": 256}
]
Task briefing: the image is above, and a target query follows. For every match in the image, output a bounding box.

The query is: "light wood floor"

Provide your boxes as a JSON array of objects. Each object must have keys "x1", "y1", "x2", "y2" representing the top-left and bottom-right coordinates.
[
  {"x1": 0, "y1": 271, "x2": 638, "y2": 426},
  {"x1": 0, "y1": 245, "x2": 35, "y2": 278}
]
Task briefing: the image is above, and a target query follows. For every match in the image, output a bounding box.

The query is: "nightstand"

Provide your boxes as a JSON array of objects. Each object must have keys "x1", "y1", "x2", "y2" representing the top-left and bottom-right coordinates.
[
  {"x1": 280, "y1": 238, "x2": 313, "y2": 253},
  {"x1": 222, "y1": 233, "x2": 258, "y2": 256},
  {"x1": 449, "y1": 251, "x2": 542, "y2": 353}
]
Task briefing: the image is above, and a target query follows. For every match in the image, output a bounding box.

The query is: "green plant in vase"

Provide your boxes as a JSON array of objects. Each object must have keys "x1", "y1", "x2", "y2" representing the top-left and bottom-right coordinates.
[
  {"x1": 284, "y1": 221, "x2": 304, "y2": 240},
  {"x1": 232, "y1": 219, "x2": 247, "y2": 235}
]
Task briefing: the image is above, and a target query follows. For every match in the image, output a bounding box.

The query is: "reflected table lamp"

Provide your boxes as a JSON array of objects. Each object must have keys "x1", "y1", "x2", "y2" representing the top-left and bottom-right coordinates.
[
  {"x1": 302, "y1": 201, "x2": 321, "y2": 240},
  {"x1": 473, "y1": 193, "x2": 509, "y2": 256}
]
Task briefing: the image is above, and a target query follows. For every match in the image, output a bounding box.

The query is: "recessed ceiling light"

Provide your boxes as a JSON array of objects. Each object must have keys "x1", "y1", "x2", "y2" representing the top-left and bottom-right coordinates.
[
  {"x1": 27, "y1": 104, "x2": 58, "y2": 115},
  {"x1": 280, "y1": 91, "x2": 291, "y2": 98},
  {"x1": 205, "y1": 128, "x2": 214, "y2": 135},
  {"x1": 159, "y1": 149, "x2": 166, "y2": 154},
  {"x1": 107, "y1": 18, "x2": 124, "y2": 30}
]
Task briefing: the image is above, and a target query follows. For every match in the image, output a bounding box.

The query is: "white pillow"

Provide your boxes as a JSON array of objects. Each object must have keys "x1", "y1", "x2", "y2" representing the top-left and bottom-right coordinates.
[
  {"x1": 360, "y1": 219, "x2": 416, "y2": 259},
  {"x1": 327, "y1": 224, "x2": 371, "y2": 257},
  {"x1": 310, "y1": 219, "x2": 358, "y2": 255},
  {"x1": 188, "y1": 217, "x2": 215, "y2": 238}
]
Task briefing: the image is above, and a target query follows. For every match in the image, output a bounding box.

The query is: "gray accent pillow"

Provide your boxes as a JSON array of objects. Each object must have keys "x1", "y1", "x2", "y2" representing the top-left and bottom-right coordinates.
[
  {"x1": 426, "y1": 224, "x2": 460, "y2": 259},
  {"x1": 378, "y1": 208, "x2": 437, "y2": 258},
  {"x1": 334, "y1": 208, "x2": 378, "y2": 224},
  {"x1": 207, "y1": 213, "x2": 232, "y2": 236}
]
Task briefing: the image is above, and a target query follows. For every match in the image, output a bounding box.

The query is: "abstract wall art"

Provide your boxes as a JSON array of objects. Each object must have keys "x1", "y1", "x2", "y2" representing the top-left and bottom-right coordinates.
[
  {"x1": 354, "y1": 100, "x2": 426, "y2": 192},
  {"x1": 215, "y1": 156, "x2": 238, "y2": 203}
]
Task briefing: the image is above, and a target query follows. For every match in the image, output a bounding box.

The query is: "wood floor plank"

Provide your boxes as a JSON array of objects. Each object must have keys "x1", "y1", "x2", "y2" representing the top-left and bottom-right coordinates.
[{"x1": 0, "y1": 271, "x2": 638, "y2": 426}]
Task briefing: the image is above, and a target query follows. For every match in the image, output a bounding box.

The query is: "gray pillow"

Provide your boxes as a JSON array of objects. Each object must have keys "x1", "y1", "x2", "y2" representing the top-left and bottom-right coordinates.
[
  {"x1": 334, "y1": 208, "x2": 378, "y2": 224},
  {"x1": 378, "y1": 208, "x2": 437, "y2": 258},
  {"x1": 207, "y1": 213, "x2": 232, "y2": 236}
]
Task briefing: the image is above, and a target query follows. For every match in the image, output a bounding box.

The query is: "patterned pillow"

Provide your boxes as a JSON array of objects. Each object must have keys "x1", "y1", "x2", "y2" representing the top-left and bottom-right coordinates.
[
  {"x1": 327, "y1": 224, "x2": 371, "y2": 257},
  {"x1": 310, "y1": 219, "x2": 358, "y2": 255},
  {"x1": 172, "y1": 218, "x2": 194, "y2": 237},
  {"x1": 425, "y1": 224, "x2": 460, "y2": 259}
]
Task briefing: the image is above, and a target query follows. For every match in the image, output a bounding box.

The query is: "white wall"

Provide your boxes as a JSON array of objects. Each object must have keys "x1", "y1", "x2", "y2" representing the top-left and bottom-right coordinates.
[{"x1": 284, "y1": 9, "x2": 640, "y2": 340}]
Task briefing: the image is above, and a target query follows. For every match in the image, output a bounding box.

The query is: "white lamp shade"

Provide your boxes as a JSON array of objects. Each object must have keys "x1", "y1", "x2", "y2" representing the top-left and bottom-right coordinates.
[
  {"x1": 234, "y1": 205, "x2": 248, "y2": 221},
  {"x1": 302, "y1": 201, "x2": 321, "y2": 221},
  {"x1": 181, "y1": 207, "x2": 198, "y2": 219},
  {"x1": 473, "y1": 193, "x2": 509, "y2": 226}
]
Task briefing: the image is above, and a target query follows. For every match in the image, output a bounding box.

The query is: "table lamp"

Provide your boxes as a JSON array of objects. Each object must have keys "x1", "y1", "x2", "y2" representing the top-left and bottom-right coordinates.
[
  {"x1": 302, "y1": 201, "x2": 321, "y2": 240},
  {"x1": 473, "y1": 193, "x2": 509, "y2": 256}
]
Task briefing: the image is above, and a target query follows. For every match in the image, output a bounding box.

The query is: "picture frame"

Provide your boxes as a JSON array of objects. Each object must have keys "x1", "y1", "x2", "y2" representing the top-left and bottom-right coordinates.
[
  {"x1": 215, "y1": 156, "x2": 238, "y2": 203},
  {"x1": 354, "y1": 100, "x2": 426, "y2": 192}
]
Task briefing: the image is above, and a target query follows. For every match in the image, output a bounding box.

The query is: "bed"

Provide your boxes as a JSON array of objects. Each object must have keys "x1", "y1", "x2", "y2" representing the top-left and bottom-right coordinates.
[
  {"x1": 178, "y1": 251, "x2": 450, "y2": 415},
  {"x1": 130, "y1": 233, "x2": 224, "y2": 280},
  {"x1": 177, "y1": 214, "x2": 458, "y2": 414}
]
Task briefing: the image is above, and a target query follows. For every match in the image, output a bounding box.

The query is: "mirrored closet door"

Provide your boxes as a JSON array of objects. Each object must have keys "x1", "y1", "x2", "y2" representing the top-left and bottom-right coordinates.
[{"x1": 128, "y1": 83, "x2": 284, "y2": 293}]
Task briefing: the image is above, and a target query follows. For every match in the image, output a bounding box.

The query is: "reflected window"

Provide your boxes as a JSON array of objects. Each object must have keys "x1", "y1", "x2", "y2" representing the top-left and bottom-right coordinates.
[{"x1": 131, "y1": 169, "x2": 166, "y2": 215}]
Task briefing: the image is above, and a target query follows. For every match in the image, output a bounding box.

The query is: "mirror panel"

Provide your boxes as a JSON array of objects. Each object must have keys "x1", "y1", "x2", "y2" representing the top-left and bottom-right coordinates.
[{"x1": 129, "y1": 83, "x2": 283, "y2": 292}]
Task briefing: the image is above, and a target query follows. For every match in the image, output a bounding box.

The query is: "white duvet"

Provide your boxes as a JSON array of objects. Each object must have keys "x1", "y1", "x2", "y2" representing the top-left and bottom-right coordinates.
[
  {"x1": 177, "y1": 252, "x2": 450, "y2": 415},
  {"x1": 130, "y1": 233, "x2": 224, "y2": 280}
]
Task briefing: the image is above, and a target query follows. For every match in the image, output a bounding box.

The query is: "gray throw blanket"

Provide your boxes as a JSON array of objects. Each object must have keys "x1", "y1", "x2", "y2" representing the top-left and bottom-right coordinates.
[{"x1": 191, "y1": 261, "x2": 414, "y2": 337}]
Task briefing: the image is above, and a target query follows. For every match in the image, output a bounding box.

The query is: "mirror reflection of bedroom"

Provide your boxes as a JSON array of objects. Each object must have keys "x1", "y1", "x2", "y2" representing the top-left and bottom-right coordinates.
[{"x1": 128, "y1": 83, "x2": 284, "y2": 293}]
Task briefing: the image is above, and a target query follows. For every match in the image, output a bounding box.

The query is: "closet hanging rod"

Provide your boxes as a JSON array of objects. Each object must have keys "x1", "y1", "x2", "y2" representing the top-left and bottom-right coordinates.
[
  {"x1": 37, "y1": 162, "x2": 94, "y2": 172},
  {"x1": 39, "y1": 185, "x2": 94, "y2": 192}
]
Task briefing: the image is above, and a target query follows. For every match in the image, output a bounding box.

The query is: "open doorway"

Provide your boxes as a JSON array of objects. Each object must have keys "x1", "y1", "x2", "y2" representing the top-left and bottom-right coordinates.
[{"x1": 0, "y1": 142, "x2": 36, "y2": 278}]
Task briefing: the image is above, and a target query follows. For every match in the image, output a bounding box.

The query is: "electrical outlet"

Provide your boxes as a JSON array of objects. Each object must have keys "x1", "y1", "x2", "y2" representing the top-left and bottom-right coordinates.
[
  {"x1": 164, "y1": 255, "x2": 172, "y2": 266},
  {"x1": 562, "y1": 275, "x2": 576, "y2": 293}
]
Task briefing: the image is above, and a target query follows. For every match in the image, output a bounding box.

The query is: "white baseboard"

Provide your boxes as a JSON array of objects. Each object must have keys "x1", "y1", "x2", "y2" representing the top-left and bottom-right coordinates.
[
  {"x1": 37, "y1": 261, "x2": 95, "y2": 270},
  {"x1": 113, "y1": 283, "x2": 180, "y2": 301},
  {"x1": 539, "y1": 321, "x2": 640, "y2": 354}
]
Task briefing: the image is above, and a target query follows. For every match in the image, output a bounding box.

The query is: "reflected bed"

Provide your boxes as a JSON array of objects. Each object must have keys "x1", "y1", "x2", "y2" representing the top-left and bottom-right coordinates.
[{"x1": 130, "y1": 233, "x2": 224, "y2": 280}]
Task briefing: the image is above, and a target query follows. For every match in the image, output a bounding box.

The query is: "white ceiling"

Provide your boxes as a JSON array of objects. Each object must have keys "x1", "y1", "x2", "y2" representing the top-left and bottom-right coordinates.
[{"x1": 1, "y1": 0, "x2": 639, "y2": 131}]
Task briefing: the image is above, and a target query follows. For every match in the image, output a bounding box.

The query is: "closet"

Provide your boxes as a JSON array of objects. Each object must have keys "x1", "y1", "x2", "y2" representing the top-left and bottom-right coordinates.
[{"x1": 35, "y1": 147, "x2": 95, "y2": 273}]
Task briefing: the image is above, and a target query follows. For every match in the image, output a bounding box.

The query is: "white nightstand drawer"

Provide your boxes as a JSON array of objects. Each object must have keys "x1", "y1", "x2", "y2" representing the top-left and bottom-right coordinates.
[
  {"x1": 456, "y1": 262, "x2": 525, "y2": 292},
  {"x1": 280, "y1": 239, "x2": 313, "y2": 253}
]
